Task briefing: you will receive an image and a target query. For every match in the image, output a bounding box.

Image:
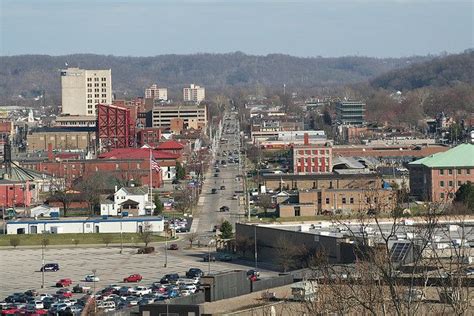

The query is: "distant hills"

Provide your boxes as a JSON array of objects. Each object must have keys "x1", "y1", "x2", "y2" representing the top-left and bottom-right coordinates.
[
  {"x1": 0, "y1": 52, "x2": 433, "y2": 104},
  {"x1": 370, "y1": 51, "x2": 474, "y2": 91}
]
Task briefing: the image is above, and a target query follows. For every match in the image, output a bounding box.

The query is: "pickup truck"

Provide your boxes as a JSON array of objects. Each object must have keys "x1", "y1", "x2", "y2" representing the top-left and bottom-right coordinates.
[
  {"x1": 72, "y1": 283, "x2": 91, "y2": 294},
  {"x1": 55, "y1": 278, "x2": 73, "y2": 287}
]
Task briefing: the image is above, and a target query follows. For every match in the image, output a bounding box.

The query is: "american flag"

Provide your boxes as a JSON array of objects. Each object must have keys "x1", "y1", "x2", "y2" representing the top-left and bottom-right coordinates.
[{"x1": 151, "y1": 157, "x2": 162, "y2": 172}]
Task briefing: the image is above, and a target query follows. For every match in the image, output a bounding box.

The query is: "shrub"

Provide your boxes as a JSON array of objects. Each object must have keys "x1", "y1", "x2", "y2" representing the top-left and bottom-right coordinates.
[
  {"x1": 9, "y1": 237, "x2": 20, "y2": 248},
  {"x1": 102, "y1": 234, "x2": 113, "y2": 247}
]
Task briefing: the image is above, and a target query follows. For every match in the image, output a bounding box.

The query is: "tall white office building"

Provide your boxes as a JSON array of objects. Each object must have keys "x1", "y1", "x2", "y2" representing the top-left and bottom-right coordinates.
[
  {"x1": 61, "y1": 68, "x2": 112, "y2": 116},
  {"x1": 145, "y1": 84, "x2": 168, "y2": 101},
  {"x1": 183, "y1": 84, "x2": 205, "y2": 103}
]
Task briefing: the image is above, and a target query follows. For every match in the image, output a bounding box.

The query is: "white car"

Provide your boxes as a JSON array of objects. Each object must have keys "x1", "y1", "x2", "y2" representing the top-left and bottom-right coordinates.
[
  {"x1": 179, "y1": 284, "x2": 197, "y2": 293},
  {"x1": 39, "y1": 293, "x2": 53, "y2": 301},
  {"x1": 177, "y1": 278, "x2": 200, "y2": 285},
  {"x1": 180, "y1": 289, "x2": 192, "y2": 296},
  {"x1": 130, "y1": 286, "x2": 152, "y2": 296},
  {"x1": 85, "y1": 274, "x2": 100, "y2": 282},
  {"x1": 33, "y1": 300, "x2": 44, "y2": 309}
]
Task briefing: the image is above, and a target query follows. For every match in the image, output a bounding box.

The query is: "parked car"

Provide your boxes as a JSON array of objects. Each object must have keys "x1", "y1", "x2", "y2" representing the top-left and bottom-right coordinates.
[
  {"x1": 123, "y1": 274, "x2": 143, "y2": 283},
  {"x1": 203, "y1": 254, "x2": 216, "y2": 262},
  {"x1": 220, "y1": 185, "x2": 226, "y2": 190},
  {"x1": 186, "y1": 268, "x2": 204, "y2": 278},
  {"x1": 247, "y1": 269, "x2": 260, "y2": 278},
  {"x1": 211, "y1": 188, "x2": 218, "y2": 194},
  {"x1": 217, "y1": 253, "x2": 233, "y2": 261},
  {"x1": 72, "y1": 284, "x2": 91, "y2": 294},
  {"x1": 55, "y1": 279, "x2": 73, "y2": 287},
  {"x1": 24, "y1": 289, "x2": 39, "y2": 297},
  {"x1": 219, "y1": 206, "x2": 230, "y2": 212},
  {"x1": 129, "y1": 286, "x2": 152, "y2": 296},
  {"x1": 160, "y1": 273, "x2": 179, "y2": 284},
  {"x1": 40, "y1": 263, "x2": 59, "y2": 272},
  {"x1": 84, "y1": 274, "x2": 100, "y2": 282},
  {"x1": 55, "y1": 289, "x2": 73, "y2": 298},
  {"x1": 168, "y1": 243, "x2": 179, "y2": 250}
]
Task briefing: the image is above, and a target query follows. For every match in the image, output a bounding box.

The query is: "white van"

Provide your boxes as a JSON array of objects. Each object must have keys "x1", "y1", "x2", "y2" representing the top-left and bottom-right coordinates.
[{"x1": 97, "y1": 300, "x2": 116, "y2": 312}]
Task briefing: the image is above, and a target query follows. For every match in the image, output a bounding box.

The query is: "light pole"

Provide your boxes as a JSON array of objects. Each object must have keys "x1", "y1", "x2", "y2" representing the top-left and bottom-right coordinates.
[
  {"x1": 254, "y1": 225, "x2": 258, "y2": 269},
  {"x1": 164, "y1": 228, "x2": 168, "y2": 268},
  {"x1": 41, "y1": 241, "x2": 45, "y2": 288},
  {"x1": 120, "y1": 212, "x2": 123, "y2": 254},
  {"x1": 92, "y1": 269, "x2": 97, "y2": 314},
  {"x1": 208, "y1": 239, "x2": 215, "y2": 275}
]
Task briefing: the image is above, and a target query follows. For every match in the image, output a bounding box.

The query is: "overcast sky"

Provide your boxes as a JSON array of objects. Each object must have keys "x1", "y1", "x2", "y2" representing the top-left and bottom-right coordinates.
[{"x1": 0, "y1": 0, "x2": 472, "y2": 58}]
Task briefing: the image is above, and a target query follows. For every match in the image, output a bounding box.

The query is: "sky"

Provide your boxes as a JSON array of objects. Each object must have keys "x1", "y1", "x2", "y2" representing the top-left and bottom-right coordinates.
[{"x1": 0, "y1": 0, "x2": 472, "y2": 58}]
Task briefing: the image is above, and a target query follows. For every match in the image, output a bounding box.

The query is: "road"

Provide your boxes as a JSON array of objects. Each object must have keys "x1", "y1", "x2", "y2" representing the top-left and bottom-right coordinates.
[{"x1": 192, "y1": 111, "x2": 244, "y2": 237}]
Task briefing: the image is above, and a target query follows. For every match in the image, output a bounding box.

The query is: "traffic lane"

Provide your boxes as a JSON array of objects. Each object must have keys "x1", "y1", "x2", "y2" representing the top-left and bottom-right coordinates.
[{"x1": 0, "y1": 246, "x2": 277, "y2": 298}]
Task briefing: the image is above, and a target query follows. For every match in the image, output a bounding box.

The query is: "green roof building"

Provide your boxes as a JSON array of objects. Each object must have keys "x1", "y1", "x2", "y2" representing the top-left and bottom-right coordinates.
[{"x1": 408, "y1": 144, "x2": 474, "y2": 202}]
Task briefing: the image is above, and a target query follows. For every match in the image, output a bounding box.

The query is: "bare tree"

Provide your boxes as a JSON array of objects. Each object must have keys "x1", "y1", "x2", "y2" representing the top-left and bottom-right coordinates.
[
  {"x1": 256, "y1": 195, "x2": 273, "y2": 217},
  {"x1": 138, "y1": 222, "x2": 154, "y2": 248},
  {"x1": 187, "y1": 232, "x2": 199, "y2": 249},
  {"x1": 235, "y1": 235, "x2": 253, "y2": 258},
  {"x1": 173, "y1": 188, "x2": 195, "y2": 214},
  {"x1": 275, "y1": 237, "x2": 298, "y2": 272}
]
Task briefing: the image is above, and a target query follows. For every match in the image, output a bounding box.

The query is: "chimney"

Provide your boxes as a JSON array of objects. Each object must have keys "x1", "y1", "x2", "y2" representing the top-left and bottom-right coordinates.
[
  {"x1": 115, "y1": 185, "x2": 118, "y2": 192},
  {"x1": 47, "y1": 143, "x2": 54, "y2": 161},
  {"x1": 304, "y1": 133, "x2": 309, "y2": 146}
]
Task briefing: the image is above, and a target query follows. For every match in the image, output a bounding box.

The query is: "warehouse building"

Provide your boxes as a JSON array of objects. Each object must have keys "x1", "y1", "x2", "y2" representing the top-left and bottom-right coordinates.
[{"x1": 6, "y1": 217, "x2": 164, "y2": 235}]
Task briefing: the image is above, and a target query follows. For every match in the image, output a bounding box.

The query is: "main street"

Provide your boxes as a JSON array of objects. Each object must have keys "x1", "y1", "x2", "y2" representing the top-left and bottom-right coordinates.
[{"x1": 192, "y1": 111, "x2": 245, "y2": 237}]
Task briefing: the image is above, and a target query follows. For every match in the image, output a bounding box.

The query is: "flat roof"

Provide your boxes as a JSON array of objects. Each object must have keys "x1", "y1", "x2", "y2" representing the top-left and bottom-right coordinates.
[{"x1": 6, "y1": 216, "x2": 164, "y2": 225}]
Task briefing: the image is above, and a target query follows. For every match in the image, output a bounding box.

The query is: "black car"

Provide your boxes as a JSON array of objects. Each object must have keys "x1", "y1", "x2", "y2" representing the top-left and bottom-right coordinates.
[
  {"x1": 186, "y1": 268, "x2": 204, "y2": 278},
  {"x1": 40, "y1": 263, "x2": 59, "y2": 272},
  {"x1": 203, "y1": 254, "x2": 216, "y2": 262},
  {"x1": 172, "y1": 179, "x2": 181, "y2": 184},
  {"x1": 160, "y1": 273, "x2": 179, "y2": 284},
  {"x1": 219, "y1": 206, "x2": 229, "y2": 212},
  {"x1": 211, "y1": 188, "x2": 218, "y2": 194},
  {"x1": 217, "y1": 253, "x2": 233, "y2": 262}
]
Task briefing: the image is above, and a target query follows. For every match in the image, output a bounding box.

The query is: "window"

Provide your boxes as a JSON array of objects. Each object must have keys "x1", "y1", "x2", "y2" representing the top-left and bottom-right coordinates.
[
  {"x1": 440, "y1": 169, "x2": 444, "y2": 175},
  {"x1": 457, "y1": 169, "x2": 462, "y2": 175},
  {"x1": 449, "y1": 181, "x2": 453, "y2": 187},
  {"x1": 458, "y1": 181, "x2": 462, "y2": 186},
  {"x1": 325, "y1": 198, "x2": 330, "y2": 204},
  {"x1": 468, "y1": 169, "x2": 471, "y2": 175},
  {"x1": 87, "y1": 94, "x2": 92, "y2": 98},
  {"x1": 101, "y1": 77, "x2": 106, "y2": 81},
  {"x1": 350, "y1": 197, "x2": 354, "y2": 204},
  {"x1": 88, "y1": 89, "x2": 92, "y2": 92},
  {"x1": 94, "y1": 77, "x2": 99, "y2": 81},
  {"x1": 448, "y1": 169, "x2": 453, "y2": 175},
  {"x1": 87, "y1": 83, "x2": 92, "y2": 87},
  {"x1": 87, "y1": 78, "x2": 92, "y2": 82},
  {"x1": 95, "y1": 94, "x2": 99, "y2": 97},
  {"x1": 88, "y1": 105, "x2": 93, "y2": 109},
  {"x1": 95, "y1": 88, "x2": 99, "y2": 92},
  {"x1": 101, "y1": 99, "x2": 106, "y2": 103},
  {"x1": 87, "y1": 100, "x2": 92, "y2": 103},
  {"x1": 294, "y1": 207, "x2": 301, "y2": 217},
  {"x1": 102, "y1": 88, "x2": 106, "y2": 92},
  {"x1": 94, "y1": 83, "x2": 99, "y2": 87},
  {"x1": 102, "y1": 94, "x2": 106, "y2": 97},
  {"x1": 440, "y1": 181, "x2": 444, "y2": 187},
  {"x1": 440, "y1": 193, "x2": 445, "y2": 199},
  {"x1": 102, "y1": 83, "x2": 106, "y2": 87}
]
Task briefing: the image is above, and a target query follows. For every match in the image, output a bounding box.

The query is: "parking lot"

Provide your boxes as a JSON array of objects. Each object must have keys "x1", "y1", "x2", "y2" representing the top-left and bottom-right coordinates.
[{"x1": 0, "y1": 244, "x2": 276, "y2": 299}]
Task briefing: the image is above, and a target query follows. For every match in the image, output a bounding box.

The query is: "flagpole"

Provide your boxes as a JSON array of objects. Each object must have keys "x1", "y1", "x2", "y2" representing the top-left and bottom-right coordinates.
[{"x1": 149, "y1": 148, "x2": 153, "y2": 212}]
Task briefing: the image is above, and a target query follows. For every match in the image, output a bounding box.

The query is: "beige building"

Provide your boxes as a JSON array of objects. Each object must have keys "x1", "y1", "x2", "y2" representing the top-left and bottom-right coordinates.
[
  {"x1": 145, "y1": 84, "x2": 168, "y2": 100},
  {"x1": 61, "y1": 68, "x2": 112, "y2": 116},
  {"x1": 54, "y1": 115, "x2": 97, "y2": 127},
  {"x1": 183, "y1": 84, "x2": 205, "y2": 102},
  {"x1": 27, "y1": 127, "x2": 96, "y2": 151},
  {"x1": 152, "y1": 104, "x2": 207, "y2": 130},
  {"x1": 278, "y1": 188, "x2": 396, "y2": 218}
]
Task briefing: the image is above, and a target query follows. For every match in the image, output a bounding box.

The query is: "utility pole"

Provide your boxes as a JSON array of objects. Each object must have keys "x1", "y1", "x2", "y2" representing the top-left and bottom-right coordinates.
[{"x1": 41, "y1": 242, "x2": 45, "y2": 288}]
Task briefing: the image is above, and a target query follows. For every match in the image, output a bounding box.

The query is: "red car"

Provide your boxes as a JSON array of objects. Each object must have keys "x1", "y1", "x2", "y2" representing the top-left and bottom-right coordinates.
[
  {"x1": 123, "y1": 274, "x2": 142, "y2": 282},
  {"x1": 55, "y1": 278, "x2": 73, "y2": 287},
  {"x1": 1, "y1": 307, "x2": 20, "y2": 315},
  {"x1": 56, "y1": 288, "x2": 73, "y2": 298}
]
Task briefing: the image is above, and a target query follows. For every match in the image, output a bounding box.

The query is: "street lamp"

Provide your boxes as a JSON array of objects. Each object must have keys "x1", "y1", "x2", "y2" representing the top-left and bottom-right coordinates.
[
  {"x1": 254, "y1": 225, "x2": 258, "y2": 269},
  {"x1": 120, "y1": 212, "x2": 123, "y2": 254},
  {"x1": 92, "y1": 269, "x2": 97, "y2": 314},
  {"x1": 164, "y1": 228, "x2": 168, "y2": 268},
  {"x1": 41, "y1": 240, "x2": 45, "y2": 289},
  {"x1": 208, "y1": 239, "x2": 215, "y2": 275}
]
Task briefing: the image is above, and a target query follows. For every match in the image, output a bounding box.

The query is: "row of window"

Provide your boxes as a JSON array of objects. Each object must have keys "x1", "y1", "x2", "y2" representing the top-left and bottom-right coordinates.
[
  {"x1": 439, "y1": 169, "x2": 471, "y2": 175},
  {"x1": 87, "y1": 94, "x2": 107, "y2": 98},
  {"x1": 298, "y1": 150, "x2": 330, "y2": 155},
  {"x1": 87, "y1": 99, "x2": 107, "y2": 103},
  {"x1": 87, "y1": 88, "x2": 107, "y2": 93},
  {"x1": 440, "y1": 192, "x2": 454, "y2": 200},
  {"x1": 439, "y1": 180, "x2": 469, "y2": 187},
  {"x1": 87, "y1": 83, "x2": 107, "y2": 87},
  {"x1": 87, "y1": 77, "x2": 107, "y2": 82}
]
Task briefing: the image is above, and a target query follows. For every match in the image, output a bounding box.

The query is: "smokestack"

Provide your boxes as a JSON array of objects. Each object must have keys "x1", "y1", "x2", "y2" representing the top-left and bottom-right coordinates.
[
  {"x1": 304, "y1": 133, "x2": 309, "y2": 146},
  {"x1": 47, "y1": 143, "x2": 54, "y2": 161}
]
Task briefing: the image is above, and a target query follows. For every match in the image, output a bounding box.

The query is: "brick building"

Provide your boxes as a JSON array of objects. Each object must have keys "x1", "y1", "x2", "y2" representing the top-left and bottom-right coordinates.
[
  {"x1": 292, "y1": 134, "x2": 332, "y2": 174},
  {"x1": 277, "y1": 187, "x2": 396, "y2": 217},
  {"x1": 408, "y1": 144, "x2": 474, "y2": 202},
  {"x1": 261, "y1": 173, "x2": 382, "y2": 192},
  {"x1": 27, "y1": 127, "x2": 96, "y2": 151},
  {"x1": 136, "y1": 128, "x2": 162, "y2": 147}
]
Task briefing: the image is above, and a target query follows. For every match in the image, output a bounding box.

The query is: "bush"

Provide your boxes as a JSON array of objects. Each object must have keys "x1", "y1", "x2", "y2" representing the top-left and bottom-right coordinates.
[
  {"x1": 9, "y1": 237, "x2": 20, "y2": 248},
  {"x1": 137, "y1": 246, "x2": 155, "y2": 254},
  {"x1": 102, "y1": 234, "x2": 113, "y2": 247}
]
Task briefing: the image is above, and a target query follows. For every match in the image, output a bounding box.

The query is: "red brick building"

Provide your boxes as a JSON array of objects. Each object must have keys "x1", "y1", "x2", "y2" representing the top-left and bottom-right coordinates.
[
  {"x1": 136, "y1": 128, "x2": 162, "y2": 147},
  {"x1": 408, "y1": 144, "x2": 474, "y2": 202},
  {"x1": 292, "y1": 134, "x2": 332, "y2": 174},
  {"x1": 0, "y1": 180, "x2": 33, "y2": 207}
]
